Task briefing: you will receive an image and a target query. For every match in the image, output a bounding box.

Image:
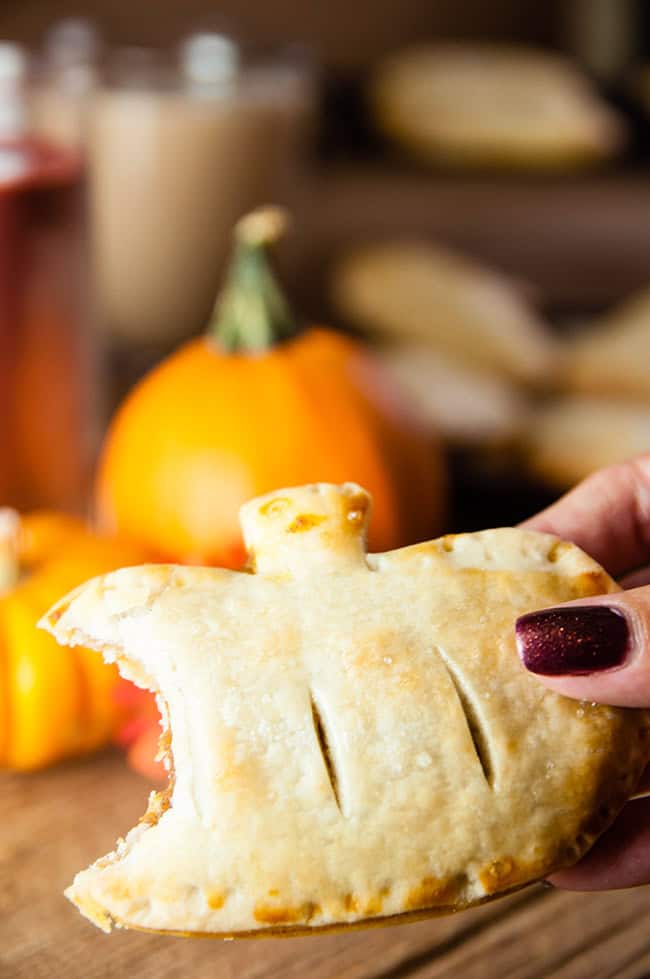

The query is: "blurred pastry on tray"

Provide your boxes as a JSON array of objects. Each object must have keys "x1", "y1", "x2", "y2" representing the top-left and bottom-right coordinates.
[
  {"x1": 332, "y1": 240, "x2": 557, "y2": 386},
  {"x1": 524, "y1": 397, "x2": 650, "y2": 489},
  {"x1": 46, "y1": 483, "x2": 648, "y2": 936},
  {"x1": 562, "y1": 288, "x2": 650, "y2": 402},
  {"x1": 370, "y1": 43, "x2": 624, "y2": 171},
  {"x1": 375, "y1": 344, "x2": 529, "y2": 448}
]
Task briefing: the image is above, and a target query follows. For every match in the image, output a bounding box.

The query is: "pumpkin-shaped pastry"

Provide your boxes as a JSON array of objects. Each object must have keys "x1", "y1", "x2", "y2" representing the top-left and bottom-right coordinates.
[
  {"x1": 373, "y1": 343, "x2": 529, "y2": 447},
  {"x1": 562, "y1": 288, "x2": 650, "y2": 403},
  {"x1": 0, "y1": 509, "x2": 145, "y2": 770},
  {"x1": 332, "y1": 240, "x2": 556, "y2": 387},
  {"x1": 371, "y1": 43, "x2": 624, "y2": 171},
  {"x1": 44, "y1": 483, "x2": 649, "y2": 936},
  {"x1": 524, "y1": 397, "x2": 650, "y2": 489}
]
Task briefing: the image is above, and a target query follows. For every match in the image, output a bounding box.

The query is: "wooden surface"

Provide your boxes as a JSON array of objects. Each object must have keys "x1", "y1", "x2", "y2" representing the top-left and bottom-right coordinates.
[{"x1": 3, "y1": 752, "x2": 650, "y2": 978}]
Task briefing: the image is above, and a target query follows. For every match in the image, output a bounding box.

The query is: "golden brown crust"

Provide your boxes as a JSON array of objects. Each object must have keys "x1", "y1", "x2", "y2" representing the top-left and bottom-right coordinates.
[
  {"x1": 79, "y1": 881, "x2": 538, "y2": 940},
  {"x1": 42, "y1": 483, "x2": 650, "y2": 937}
]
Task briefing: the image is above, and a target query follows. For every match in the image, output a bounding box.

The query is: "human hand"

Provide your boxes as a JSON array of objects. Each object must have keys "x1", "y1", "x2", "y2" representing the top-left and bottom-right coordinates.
[{"x1": 517, "y1": 454, "x2": 650, "y2": 890}]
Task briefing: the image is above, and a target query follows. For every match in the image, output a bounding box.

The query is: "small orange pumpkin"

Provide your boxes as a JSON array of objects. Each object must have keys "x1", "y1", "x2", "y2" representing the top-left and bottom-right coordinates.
[
  {"x1": 96, "y1": 209, "x2": 445, "y2": 566},
  {"x1": 0, "y1": 509, "x2": 146, "y2": 770}
]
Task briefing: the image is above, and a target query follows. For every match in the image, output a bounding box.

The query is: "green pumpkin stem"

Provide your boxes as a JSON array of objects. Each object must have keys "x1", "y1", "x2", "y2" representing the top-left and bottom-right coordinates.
[{"x1": 208, "y1": 207, "x2": 298, "y2": 352}]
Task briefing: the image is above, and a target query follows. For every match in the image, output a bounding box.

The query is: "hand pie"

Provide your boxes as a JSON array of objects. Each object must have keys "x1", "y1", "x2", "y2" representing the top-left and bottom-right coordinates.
[
  {"x1": 332, "y1": 241, "x2": 556, "y2": 386},
  {"x1": 524, "y1": 397, "x2": 650, "y2": 489},
  {"x1": 374, "y1": 343, "x2": 529, "y2": 446},
  {"x1": 562, "y1": 289, "x2": 650, "y2": 402},
  {"x1": 371, "y1": 43, "x2": 624, "y2": 170},
  {"x1": 43, "y1": 483, "x2": 649, "y2": 937}
]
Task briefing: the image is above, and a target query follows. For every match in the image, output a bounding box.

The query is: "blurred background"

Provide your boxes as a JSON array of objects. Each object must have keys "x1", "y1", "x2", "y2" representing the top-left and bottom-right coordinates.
[
  {"x1": 5, "y1": 5, "x2": 650, "y2": 972},
  {"x1": 3, "y1": 0, "x2": 650, "y2": 531}
]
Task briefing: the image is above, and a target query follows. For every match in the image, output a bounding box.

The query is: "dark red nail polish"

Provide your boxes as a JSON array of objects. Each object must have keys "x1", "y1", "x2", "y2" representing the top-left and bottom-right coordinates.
[{"x1": 515, "y1": 606, "x2": 629, "y2": 676}]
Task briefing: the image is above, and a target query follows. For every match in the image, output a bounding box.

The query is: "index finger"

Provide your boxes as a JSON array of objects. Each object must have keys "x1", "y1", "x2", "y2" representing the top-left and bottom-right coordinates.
[{"x1": 520, "y1": 454, "x2": 650, "y2": 578}]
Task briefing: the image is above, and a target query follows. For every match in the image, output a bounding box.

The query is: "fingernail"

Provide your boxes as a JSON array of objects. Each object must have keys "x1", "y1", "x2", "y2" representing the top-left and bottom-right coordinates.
[{"x1": 515, "y1": 606, "x2": 630, "y2": 676}]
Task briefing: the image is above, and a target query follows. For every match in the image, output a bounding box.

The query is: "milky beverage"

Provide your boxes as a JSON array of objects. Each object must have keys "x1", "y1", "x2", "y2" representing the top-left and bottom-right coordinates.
[{"x1": 89, "y1": 43, "x2": 309, "y2": 347}]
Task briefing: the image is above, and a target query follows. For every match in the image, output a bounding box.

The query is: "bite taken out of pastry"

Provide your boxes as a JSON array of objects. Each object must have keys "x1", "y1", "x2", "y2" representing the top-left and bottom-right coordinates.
[{"x1": 41, "y1": 483, "x2": 650, "y2": 938}]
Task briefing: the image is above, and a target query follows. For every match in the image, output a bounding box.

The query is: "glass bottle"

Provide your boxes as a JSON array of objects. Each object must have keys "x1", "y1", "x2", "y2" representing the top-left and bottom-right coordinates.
[{"x1": 0, "y1": 41, "x2": 92, "y2": 512}]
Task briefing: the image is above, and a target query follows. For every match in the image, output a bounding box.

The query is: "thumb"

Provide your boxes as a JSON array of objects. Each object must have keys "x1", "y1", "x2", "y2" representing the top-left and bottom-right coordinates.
[{"x1": 515, "y1": 586, "x2": 650, "y2": 708}]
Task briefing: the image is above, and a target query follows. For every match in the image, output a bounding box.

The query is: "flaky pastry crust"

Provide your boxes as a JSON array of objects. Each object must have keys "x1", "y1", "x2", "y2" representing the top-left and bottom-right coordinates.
[{"x1": 42, "y1": 483, "x2": 650, "y2": 937}]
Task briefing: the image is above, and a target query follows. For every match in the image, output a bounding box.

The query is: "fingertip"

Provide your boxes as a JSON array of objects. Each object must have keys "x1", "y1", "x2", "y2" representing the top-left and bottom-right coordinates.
[
  {"x1": 515, "y1": 605, "x2": 629, "y2": 677},
  {"x1": 548, "y1": 798, "x2": 650, "y2": 892},
  {"x1": 515, "y1": 589, "x2": 650, "y2": 708}
]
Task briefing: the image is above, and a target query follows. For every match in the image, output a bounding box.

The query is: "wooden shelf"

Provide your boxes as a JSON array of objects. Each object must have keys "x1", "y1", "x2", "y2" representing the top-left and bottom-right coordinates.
[{"x1": 293, "y1": 165, "x2": 650, "y2": 310}]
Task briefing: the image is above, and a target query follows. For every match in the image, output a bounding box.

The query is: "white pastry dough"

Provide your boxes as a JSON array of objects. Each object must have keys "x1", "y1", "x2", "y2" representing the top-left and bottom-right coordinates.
[
  {"x1": 525, "y1": 397, "x2": 650, "y2": 488},
  {"x1": 43, "y1": 483, "x2": 649, "y2": 936},
  {"x1": 563, "y1": 289, "x2": 650, "y2": 402},
  {"x1": 374, "y1": 344, "x2": 529, "y2": 445},
  {"x1": 332, "y1": 242, "x2": 556, "y2": 385}
]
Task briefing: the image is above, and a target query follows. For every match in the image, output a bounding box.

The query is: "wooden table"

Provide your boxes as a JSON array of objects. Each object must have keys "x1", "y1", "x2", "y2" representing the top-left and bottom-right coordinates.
[{"x1": 3, "y1": 751, "x2": 650, "y2": 979}]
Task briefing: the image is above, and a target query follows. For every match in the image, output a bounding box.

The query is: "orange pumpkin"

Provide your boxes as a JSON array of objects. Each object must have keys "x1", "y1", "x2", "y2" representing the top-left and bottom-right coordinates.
[
  {"x1": 0, "y1": 509, "x2": 146, "y2": 770},
  {"x1": 96, "y1": 209, "x2": 445, "y2": 566}
]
